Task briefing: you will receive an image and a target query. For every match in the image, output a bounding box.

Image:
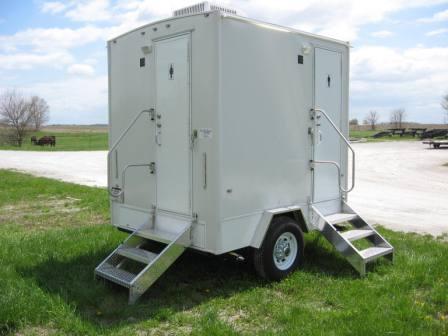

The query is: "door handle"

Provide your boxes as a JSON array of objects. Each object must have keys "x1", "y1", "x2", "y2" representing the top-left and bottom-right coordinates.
[{"x1": 155, "y1": 131, "x2": 162, "y2": 146}]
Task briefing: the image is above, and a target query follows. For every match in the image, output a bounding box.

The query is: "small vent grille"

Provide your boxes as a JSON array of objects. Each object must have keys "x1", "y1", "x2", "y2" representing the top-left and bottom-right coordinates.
[{"x1": 173, "y1": 2, "x2": 238, "y2": 17}]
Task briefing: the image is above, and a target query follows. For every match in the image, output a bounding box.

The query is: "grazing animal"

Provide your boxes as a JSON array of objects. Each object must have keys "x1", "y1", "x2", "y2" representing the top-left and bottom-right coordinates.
[
  {"x1": 31, "y1": 136, "x2": 37, "y2": 145},
  {"x1": 37, "y1": 135, "x2": 56, "y2": 147}
]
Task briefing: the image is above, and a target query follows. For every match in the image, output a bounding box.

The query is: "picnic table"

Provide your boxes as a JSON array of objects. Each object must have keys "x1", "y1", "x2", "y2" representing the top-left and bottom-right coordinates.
[
  {"x1": 407, "y1": 128, "x2": 427, "y2": 137},
  {"x1": 388, "y1": 128, "x2": 406, "y2": 136}
]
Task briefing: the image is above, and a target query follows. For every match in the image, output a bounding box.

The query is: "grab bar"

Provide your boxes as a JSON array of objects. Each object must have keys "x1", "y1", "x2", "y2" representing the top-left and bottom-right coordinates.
[
  {"x1": 311, "y1": 108, "x2": 355, "y2": 193},
  {"x1": 107, "y1": 109, "x2": 153, "y2": 195}
]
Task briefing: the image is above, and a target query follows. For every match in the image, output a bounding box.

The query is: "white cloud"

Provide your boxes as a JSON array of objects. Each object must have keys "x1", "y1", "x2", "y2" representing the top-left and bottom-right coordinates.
[
  {"x1": 426, "y1": 28, "x2": 448, "y2": 36},
  {"x1": 16, "y1": 76, "x2": 108, "y2": 124},
  {"x1": 371, "y1": 30, "x2": 393, "y2": 38},
  {"x1": 41, "y1": 1, "x2": 70, "y2": 14},
  {"x1": 351, "y1": 46, "x2": 448, "y2": 122},
  {"x1": 67, "y1": 64, "x2": 95, "y2": 76},
  {"x1": 65, "y1": 0, "x2": 112, "y2": 22},
  {"x1": 3, "y1": 0, "x2": 448, "y2": 124},
  {"x1": 418, "y1": 8, "x2": 448, "y2": 22},
  {"x1": 0, "y1": 26, "x2": 108, "y2": 53},
  {"x1": 0, "y1": 52, "x2": 73, "y2": 70},
  {"x1": 231, "y1": 0, "x2": 448, "y2": 40},
  {"x1": 37, "y1": 0, "x2": 448, "y2": 41},
  {"x1": 29, "y1": 0, "x2": 448, "y2": 44}
]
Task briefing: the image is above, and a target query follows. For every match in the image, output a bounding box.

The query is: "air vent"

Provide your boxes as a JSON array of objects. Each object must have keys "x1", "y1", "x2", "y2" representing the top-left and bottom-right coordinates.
[{"x1": 173, "y1": 2, "x2": 238, "y2": 17}]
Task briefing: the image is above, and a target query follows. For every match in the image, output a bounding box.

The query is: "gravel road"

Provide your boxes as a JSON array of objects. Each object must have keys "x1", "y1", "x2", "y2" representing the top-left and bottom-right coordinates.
[
  {"x1": 1, "y1": 141, "x2": 447, "y2": 235},
  {"x1": 0, "y1": 151, "x2": 107, "y2": 187}
]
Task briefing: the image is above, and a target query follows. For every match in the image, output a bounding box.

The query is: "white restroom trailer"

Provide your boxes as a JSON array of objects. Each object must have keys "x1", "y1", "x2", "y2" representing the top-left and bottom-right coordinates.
[{"x1": 95, "y1": 3, "x2": 394, "y2": 303}]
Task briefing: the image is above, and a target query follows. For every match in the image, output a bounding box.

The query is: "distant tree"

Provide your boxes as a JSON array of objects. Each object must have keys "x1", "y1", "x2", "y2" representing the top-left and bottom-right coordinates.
[
  {"x1": 390, "y1": 108, "x2": 406, "y2": 128},
  {"x1": 0, "y1": 90, "x2": 33, "y2": 146},
  {"x1": 29, "y1": 95, "x2": 49, "y2": 131},
  {"x1": 442, "y1": 93, "x2": 448, "y2": 124},
  {"x1": 349, "y1": 118, "x2": 359, "y2": 126},
  {"x1": 363, "y1": 110, "x2": 379, "y2": 130}
]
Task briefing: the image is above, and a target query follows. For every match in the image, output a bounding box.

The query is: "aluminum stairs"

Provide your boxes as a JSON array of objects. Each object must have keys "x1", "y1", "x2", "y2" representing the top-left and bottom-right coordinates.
[
  {"x1": 95, "y1": 216, "x2": 192, "y2": 304},
  {"x1": 311, "y1": 202, "x2": 394, "y2": 276}
]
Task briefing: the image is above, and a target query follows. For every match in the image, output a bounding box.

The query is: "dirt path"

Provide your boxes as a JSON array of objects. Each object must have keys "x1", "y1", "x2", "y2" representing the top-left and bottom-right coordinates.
[
  {"x1": 349, "y1": 141, "x2": 448, "y2": 236},
  {"x1": 0, "y1": 151, "x2": 107, "y2": 187},
  {"x1": 0, "y1": 142, "x2": 447, "y2": 235}
]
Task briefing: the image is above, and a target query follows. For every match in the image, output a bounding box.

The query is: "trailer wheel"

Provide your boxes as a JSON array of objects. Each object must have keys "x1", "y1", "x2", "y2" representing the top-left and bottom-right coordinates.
[{"x1": 253, "y1": 216, "x2": 304, "y2": 280}]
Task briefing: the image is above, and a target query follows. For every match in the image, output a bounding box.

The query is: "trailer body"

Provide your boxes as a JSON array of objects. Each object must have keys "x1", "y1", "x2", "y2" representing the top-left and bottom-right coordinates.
[{"x1": 96, "y1": 4, "x2": 394, "y2": 303}]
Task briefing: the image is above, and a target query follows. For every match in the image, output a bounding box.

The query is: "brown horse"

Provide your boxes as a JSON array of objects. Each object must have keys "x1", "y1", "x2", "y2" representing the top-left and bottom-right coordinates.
[{"x1": 37, "y1": 136, "x2": 56, "y2": 147}]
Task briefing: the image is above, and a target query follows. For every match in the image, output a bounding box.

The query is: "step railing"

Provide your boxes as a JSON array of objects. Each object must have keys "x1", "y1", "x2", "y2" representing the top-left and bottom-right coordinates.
[
  {"x1": 311, "y1": 108, "x2": 355, "y2": 194},
  {"x1": 108, "y1": 108, "x2": 154, "y2": 198}
]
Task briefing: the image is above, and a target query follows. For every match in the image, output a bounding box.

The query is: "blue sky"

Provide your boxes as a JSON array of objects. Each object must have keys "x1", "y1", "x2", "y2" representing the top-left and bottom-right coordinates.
[{"x1": 0, "y1": 0, "x2": 447, "y2": 124}]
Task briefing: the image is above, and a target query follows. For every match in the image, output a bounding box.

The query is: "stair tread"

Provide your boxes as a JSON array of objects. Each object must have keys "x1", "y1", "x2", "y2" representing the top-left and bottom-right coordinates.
[
  {"x1": 116, "y1": 246, "x2": 158, "y2": 264},
  {"x1": 96, "y1": 263, "x2": 136, "y2": 287},
  {"x1": 326, "y1": 212, "x2": 358, "y2": 224},
  {"x1": 136, "y1": 227, "x2": 178, "y2": 243},
  {"x1": 359, "y1": 246, "x2": 393, "y2": 261},
  {"x1": 341, "y1": 229, "x2": 374, "y2": 241}
]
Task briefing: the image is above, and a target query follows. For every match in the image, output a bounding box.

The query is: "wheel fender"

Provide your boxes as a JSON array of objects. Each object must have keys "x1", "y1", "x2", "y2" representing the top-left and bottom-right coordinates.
[{"x1": 250, "y1": 205, "x2": 307, "y2": 248}]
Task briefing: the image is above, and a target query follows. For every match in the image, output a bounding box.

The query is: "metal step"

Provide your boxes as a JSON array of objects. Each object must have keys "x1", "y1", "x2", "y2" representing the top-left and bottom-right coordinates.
[
  {"x1": 311, "y1": 203, "x2": 394, "y2": 276},
  {"x1": 137, "y1": 227, "x2": 178, "y2": 244},
  {"x1": 326, "y1": 212, "x2": 358, "y2": 225},
  {"x1": 341, "y1": 229, "x2": 374, "y2": 241},
  {"x1": 96, "y1": 262, "x2": 136, "y2": 288},
  {"x1": 359, "y1": 246, "x2": 393, "y2": 262},
  {"x1": 95, "y1": 215, "x2": 192, "y2": 304},
  {"x1": 116, "y1": 246, "x2": 158, "y2": 264}
]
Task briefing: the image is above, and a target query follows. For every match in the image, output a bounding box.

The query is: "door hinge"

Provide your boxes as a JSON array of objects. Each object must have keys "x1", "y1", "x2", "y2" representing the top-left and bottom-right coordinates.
[
  {"x1": 149, "y1": 108, "x2": 156, "y2": 121},
  {"x1": 190, "y1": 129, "x2": 198, "y2": 149},
  {"x1": 149, "y1": 162, "x2": 156, "y2": 174}
]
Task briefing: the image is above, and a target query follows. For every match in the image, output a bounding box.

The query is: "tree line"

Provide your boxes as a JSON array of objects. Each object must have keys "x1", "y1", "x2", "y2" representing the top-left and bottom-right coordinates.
[
  {"x1": 350, "y1": 94, "x2": 448, "y2": 130},
  {"x1": 0, "y1": 90, "x2": 49, "y2": 146}
]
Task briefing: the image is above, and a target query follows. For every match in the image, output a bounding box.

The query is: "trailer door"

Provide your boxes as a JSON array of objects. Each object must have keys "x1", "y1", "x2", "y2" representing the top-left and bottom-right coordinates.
[
  {"x1": 155, "y1": 34, "x2": 191, "y2": 215},
  {"x1": 312, "y1": 48, "x2": 342, "y2": 207}
]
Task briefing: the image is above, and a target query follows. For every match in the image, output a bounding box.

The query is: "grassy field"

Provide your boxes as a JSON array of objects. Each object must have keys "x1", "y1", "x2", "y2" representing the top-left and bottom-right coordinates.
[
  {"x1": 0, "y1": 130, "x2": 108, "y2": 151},
  {"x1": 0, "y1": 170, "x2": 447, "y2": 335},
  {"x1": 349, "y1": 130, "x2": 419, "y2": 142},
  {"x1": 0, "y1": 126, "x2": 425, "y2": 152}
]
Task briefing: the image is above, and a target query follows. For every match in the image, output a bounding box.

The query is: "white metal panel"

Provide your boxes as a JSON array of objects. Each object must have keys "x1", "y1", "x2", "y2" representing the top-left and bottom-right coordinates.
[
  {"x1": 155, "y1": 35, "x2": 191, "y2": 214},
  {"x1": 108, "y1": 12, "x2": 350, "y2": 254},
  {"x1": 108, "y1": 29, "x2": 156, "y2": 211},
  {"x1": 313, "y1": 48, "x2": 342, "y2": 204},
  {"x1": 219, "y1": 18, "x2": 312, "y2": 220}
]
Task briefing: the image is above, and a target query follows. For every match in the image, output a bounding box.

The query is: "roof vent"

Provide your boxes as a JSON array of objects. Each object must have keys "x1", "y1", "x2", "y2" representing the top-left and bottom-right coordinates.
[{"x1": 173, "y1": 2, "x2": 238, "y2": 17}]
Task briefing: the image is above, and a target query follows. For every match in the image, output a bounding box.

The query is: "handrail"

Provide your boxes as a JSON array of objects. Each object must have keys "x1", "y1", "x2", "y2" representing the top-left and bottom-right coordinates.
[
  {"x1": 311, "y1": 159, "x2": 344, "y2": 192},
  {"x1": 311, "y1": 108, "x2": 355, "y2": 193},
  {"x1": 108, "y1": 109, "x2": 153, "y2": 196}
]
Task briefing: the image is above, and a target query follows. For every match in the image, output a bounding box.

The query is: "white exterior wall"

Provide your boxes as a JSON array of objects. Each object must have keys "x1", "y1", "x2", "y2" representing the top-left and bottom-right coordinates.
[
  {"x1": 215, "y1": 16, "x2": 349, "y2": 253},
  {"x1": 108, "y1": 11, "x2": 349, "y2": 255},
  {"x1": 109, "y1": 13, "x2": 223, "y2": 252}
]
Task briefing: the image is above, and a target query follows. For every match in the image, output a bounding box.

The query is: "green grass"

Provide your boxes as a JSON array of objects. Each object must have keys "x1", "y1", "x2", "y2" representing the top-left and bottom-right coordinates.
[
  {"x1": 0, "y1": 131, "x2": 108, "y2": 151},
  {"x1": 0, "y1": 170, "x2": 447, "y2": 335},
  {"x1": 350, "y1": 130, "x2": 419, "y2": 142}
]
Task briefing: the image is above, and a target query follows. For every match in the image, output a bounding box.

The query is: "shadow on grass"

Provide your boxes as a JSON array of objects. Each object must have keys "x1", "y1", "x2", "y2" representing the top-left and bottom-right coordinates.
[
  {"x1": 20, "y1": 247, "x2": 261, "y2": 328},
  {"x1": 19, "y1": 235, "x2": 356, "y2": 330},
  {"x1": 302, "y1": 234, "x2": 359, "y2": 278}
]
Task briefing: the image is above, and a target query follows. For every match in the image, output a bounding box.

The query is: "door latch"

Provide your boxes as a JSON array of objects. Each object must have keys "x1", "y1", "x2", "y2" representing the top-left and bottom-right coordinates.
[{"x1": 149, "y1": 162, "x2": 156, "y2": 174}]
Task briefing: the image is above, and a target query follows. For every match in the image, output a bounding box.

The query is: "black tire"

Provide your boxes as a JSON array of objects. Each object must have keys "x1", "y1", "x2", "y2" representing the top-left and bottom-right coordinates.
[{"x1": 253, "y1": 216, "x2": 304, "y2": 280}]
